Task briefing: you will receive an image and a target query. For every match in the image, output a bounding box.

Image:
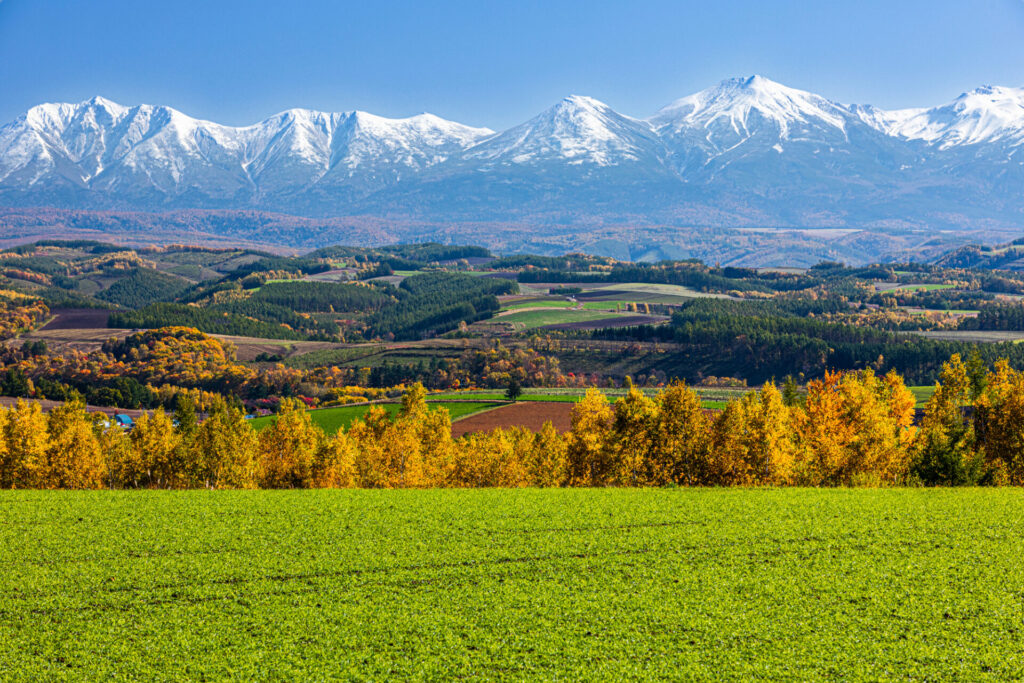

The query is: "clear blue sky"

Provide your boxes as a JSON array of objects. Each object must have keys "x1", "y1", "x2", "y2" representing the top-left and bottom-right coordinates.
[{"x1": 2, "y1": 0, "x2": 1024, "y2": 129}]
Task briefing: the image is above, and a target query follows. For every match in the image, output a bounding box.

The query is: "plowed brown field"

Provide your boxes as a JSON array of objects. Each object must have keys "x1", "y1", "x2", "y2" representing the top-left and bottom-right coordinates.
[
  {"x1": 451, "y1": 401, "x2": 574, "y2": 438},
  {"x1": 40, "y1": 308, "x2": 114, "y2": 330}
]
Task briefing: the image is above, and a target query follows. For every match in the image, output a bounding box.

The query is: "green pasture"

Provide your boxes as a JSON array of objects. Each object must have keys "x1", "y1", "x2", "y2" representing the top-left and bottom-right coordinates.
[
  {"x1": 429, "y1": 387, "x2": 740, "y2": 409},
  {"x1": 496, "y1": 309, "x2": 622, "y2": 330},
  {"x1": 2, "y1": 489, "x2": 1022, "y2": 679},
  {"x1": 248, "y1": 401, "x2": 498, "y2": 434},
  {"x1": 499, "y1": 299, "x2": 575, "y2": 312},
  {"x1": 887, "y1": 283, "x2": 955, "y2": 292}
]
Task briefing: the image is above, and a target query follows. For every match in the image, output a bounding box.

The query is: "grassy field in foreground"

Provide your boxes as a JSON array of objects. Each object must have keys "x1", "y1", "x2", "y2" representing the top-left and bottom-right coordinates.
[
  {"x1": 2, "y1": 489, "x2": 1022, "y2": 679},
  {"x1": 249, "y1": 401, "x2": 498, "y2": 433}
]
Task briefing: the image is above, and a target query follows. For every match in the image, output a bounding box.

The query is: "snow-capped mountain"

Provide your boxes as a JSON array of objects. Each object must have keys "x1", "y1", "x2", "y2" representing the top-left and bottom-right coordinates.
[
  {"x1": 2, "y1": 77, "x2": 1024, "y2": 229},
  {"x1": 463, "y1": 95, "x2": 664, "y2": 168},
  {"x1": 649, "y1": 76, "x2": 894, "y2": 180},
  {"x1": 884, "y1": 85, "x2": 1024, "y2": 148},
  {"x1": 0, "y1": 98, "x2": 493, "y2": 207},
  {"x1": 651, "y1": 76, "x2": 851, "y2": 149}
]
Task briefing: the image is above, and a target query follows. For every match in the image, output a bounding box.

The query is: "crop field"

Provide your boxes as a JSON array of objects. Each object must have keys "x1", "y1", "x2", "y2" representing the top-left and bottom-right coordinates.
[
  {"x1": 430, "y1": 388, "x2": 733, "y2": 410},
  {"x1": 893, "y1": 283, "x2": 955, "y2": 292},
  {"x1": 875, "y1": 282, "x2": 955, "y2": 293},
  {"x1": 499, "y1": 299, "x2": 574, "y2": 311},
  {"x1": 432, "y1": 386, "x2": 751, "y2": 400},
  {"x1": 602, "y1": 282, "x2": 736, "y2": 298},
  {"x1": 495, "y1": 308, "x2": 623, "y2": 330},
  {"x1": 909, "y1": 385, "x2": 936, "y2": 406},
  {"x1": 2, "y1": 489, "x2": 1022, "y2": 680},
  {"x1": 248, "y1": 401, "x2": 499, "y2": 434},
  {"x1": 909, "y1": 330, "x2": 1024, "y2": 343},
  {"x1": 452, "y1": 401, "x2": 575, "y2": 436}
]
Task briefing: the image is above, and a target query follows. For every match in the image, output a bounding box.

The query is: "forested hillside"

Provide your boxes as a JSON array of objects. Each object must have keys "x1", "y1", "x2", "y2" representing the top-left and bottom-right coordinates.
[{"x1": 4, "y1": 238, "x2": 1024, "y2": 414}]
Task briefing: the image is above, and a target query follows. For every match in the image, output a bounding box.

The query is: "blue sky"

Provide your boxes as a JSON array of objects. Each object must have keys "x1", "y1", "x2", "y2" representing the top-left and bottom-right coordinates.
[{"x1": 2, "y1": 0, "x2": 1024, "y2": 129}]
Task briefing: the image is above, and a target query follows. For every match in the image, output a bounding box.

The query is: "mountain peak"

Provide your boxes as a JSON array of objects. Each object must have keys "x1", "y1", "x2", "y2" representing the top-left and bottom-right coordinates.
[
  {"x1": 85, "y1": 95, "x2": 124, "y2": 110},
  {"x1": 651, "y1": 75, "x2": 847, "y2": 137},
  {"x1": 558, "y1": 94, "x2": 609, "y2": 110},
  {"x1": 461, "y1": 94, "x2": 658, "y2": 167},
  {"x1": 882, "y1": 84, "x2": 1024, "y2": 148},
  {"x1": 720, "y1": 74, "x2": 784, "y2": 91}
]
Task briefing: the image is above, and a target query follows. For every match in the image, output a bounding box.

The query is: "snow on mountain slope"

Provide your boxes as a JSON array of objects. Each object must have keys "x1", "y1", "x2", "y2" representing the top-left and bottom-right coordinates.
[
  {"x1": 462, "y1": 95, "x2": 664, "y2": 168},
  {"x1": 850, "y1": 104, "x2": 925, "y2": 137},
  {"x1": 650, "y1": 75, "x2": 849, "y2": 141},
  {"x1": 319, "y1": 111, "x2": 493, "y2": 186},
  {"x1": 0, "y1": 97, "x2": 494, "y2": 201},
  {"x1": 3, "y1": 79, "x2": 1024, "y2": 228},
  {"x1": 882, "y1": 86, "x2": 1024, "y2": 148}
]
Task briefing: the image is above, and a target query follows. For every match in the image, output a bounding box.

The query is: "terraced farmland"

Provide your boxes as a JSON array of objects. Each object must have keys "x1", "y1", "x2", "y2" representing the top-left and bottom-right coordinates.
[{"x1": 2, "y1": 490, "x2": 1023, "y2": 679}]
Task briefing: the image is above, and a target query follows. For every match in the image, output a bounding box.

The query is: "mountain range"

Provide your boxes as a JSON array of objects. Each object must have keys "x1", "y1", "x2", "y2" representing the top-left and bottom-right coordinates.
[{"x1": 2, "y1": 75, "x2": 1024, "y2": 233}]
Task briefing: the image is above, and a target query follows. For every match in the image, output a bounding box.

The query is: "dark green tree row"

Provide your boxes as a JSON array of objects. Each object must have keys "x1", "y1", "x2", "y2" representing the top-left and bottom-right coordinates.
[
  {"x1": 364, "y1": 272, "x2": 516, "y2": 340},
  {"x1": 309, "y1": 243, "x2": 491, "y2": 263},
  {"x1": 97, "y1": 268, "x2": 191, "y2": 308},
  {"x1": 249, "y1": 281, "x2": 391, "y2": 313},
  {"x1": 959, "y1": 306, "x2": 1024, "y2": 331},
  {"x1": 590, "y1": 298, "x2": 1024, "y2": 384},
  {"x1": 108, "y1": 303, "x2": 306, "y2": 340}
]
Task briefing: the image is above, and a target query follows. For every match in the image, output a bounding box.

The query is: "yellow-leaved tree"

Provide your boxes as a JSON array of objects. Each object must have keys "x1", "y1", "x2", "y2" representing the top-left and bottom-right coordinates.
[
  {"x1": 709, "y1": 399, "x2": 748, "y2": 485},
  {"x1": 798, "y1": 370, "x2": 914, "y2": 486},
  {"x1": 96, "y1": 414, "x2": 135, "y2": 488},
  {"x1": 973, "y1": 360, "x2": 1024, "y2": 484},
  {"x1": 129, "y1": 409, "x2": 181, "y2": 488},
  {"x1": 529, "y1": 421, "x2": 567, "y2": 487},
  {"x1": 566, "y1": 389, "x2": 614, "y2": 486},
  {"x1": 311, "y1": 430, "x2": 357, "y2": 488},
  {"x1": 45, "y1": 400, "x2": 105, "y2": 489},
  {"x1": 192, "y1": 398, "x2": 259, "y2": 489},
  {"x1": 2, "y1": 400, "x2": 49, "y2": 488},
  {"x1": 913, "y1": 353, "x2": 982, "y2": 485},
  {"x1": 609, "y1": 387, "x2": 658, "y2": 486},
  {"x1": 257, "y1": 399, "x2": 322, "y2": 488},
  {"x1": 650, "y1": 381, "x2": 712, "y2": 486},
  {"x1": 738, "y1": 382, "x2": 796, "y2": 485}
]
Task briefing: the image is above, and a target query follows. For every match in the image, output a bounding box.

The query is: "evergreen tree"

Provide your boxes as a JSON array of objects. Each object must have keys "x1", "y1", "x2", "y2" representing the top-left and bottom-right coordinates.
[{"x1": 505, "y1": 377, "x2": 523, "y2": 402}]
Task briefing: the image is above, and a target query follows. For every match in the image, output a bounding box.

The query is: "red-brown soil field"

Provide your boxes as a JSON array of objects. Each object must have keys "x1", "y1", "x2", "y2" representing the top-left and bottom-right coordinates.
[{"x1": 451, "y1": 401, "x2": 574, "y2": 438}]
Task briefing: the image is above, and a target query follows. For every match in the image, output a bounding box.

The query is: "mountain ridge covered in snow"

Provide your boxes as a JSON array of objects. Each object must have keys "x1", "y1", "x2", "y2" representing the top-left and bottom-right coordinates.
[{"x1": 3, "y1": 76, "x2": 1024, "y2": 229}]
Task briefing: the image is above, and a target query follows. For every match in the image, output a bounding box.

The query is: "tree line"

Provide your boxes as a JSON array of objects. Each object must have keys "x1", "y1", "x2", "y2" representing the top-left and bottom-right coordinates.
[
  {"x1": 2, "y1": 354, "x2": 1023, "y2": 489},
  {"x1": 591, "y1": 298, "x2": 1024, "y2": 384}
]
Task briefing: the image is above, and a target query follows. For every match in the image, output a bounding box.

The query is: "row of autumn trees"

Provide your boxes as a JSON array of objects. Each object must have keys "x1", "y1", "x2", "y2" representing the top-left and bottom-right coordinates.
[
  {"x1": 0, "y1": 325, "x2": 581, "y2": 411},
  {"x1": 1, "y1": 354, "x2": 1023, "y2": 489}
]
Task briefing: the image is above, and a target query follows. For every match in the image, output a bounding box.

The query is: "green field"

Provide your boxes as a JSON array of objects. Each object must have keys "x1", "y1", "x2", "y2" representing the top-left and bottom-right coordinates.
[
  {"x1": 430, "y1": 389, "x2": 731, "y2": 410},
  {"x1": 909, "y1": 385, "x2": 936, "y2": 406},
  {"x1": 888, "y1": 283, "x2": 955, "y2": 292},
  {"x1": 248, "y1": 401, "x2": 499, "y2": 433},
  {"x1": 432, "y1": 391, "x2": 581, "y2": 403},
  {"x1": 496, "y1": 308, "x2": 622, "y2": 329},
  {"x1": 500, "y1": 299, "x2": 574, "y2": 311},
  {"x1": 2, "y1": 489, "x2": 1022, "y2": 679}
]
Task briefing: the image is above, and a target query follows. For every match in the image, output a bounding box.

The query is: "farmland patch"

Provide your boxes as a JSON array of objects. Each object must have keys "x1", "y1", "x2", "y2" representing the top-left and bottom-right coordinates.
[{"x1": 2, "y1": 490, "x2": 1023, "y2": 679}]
